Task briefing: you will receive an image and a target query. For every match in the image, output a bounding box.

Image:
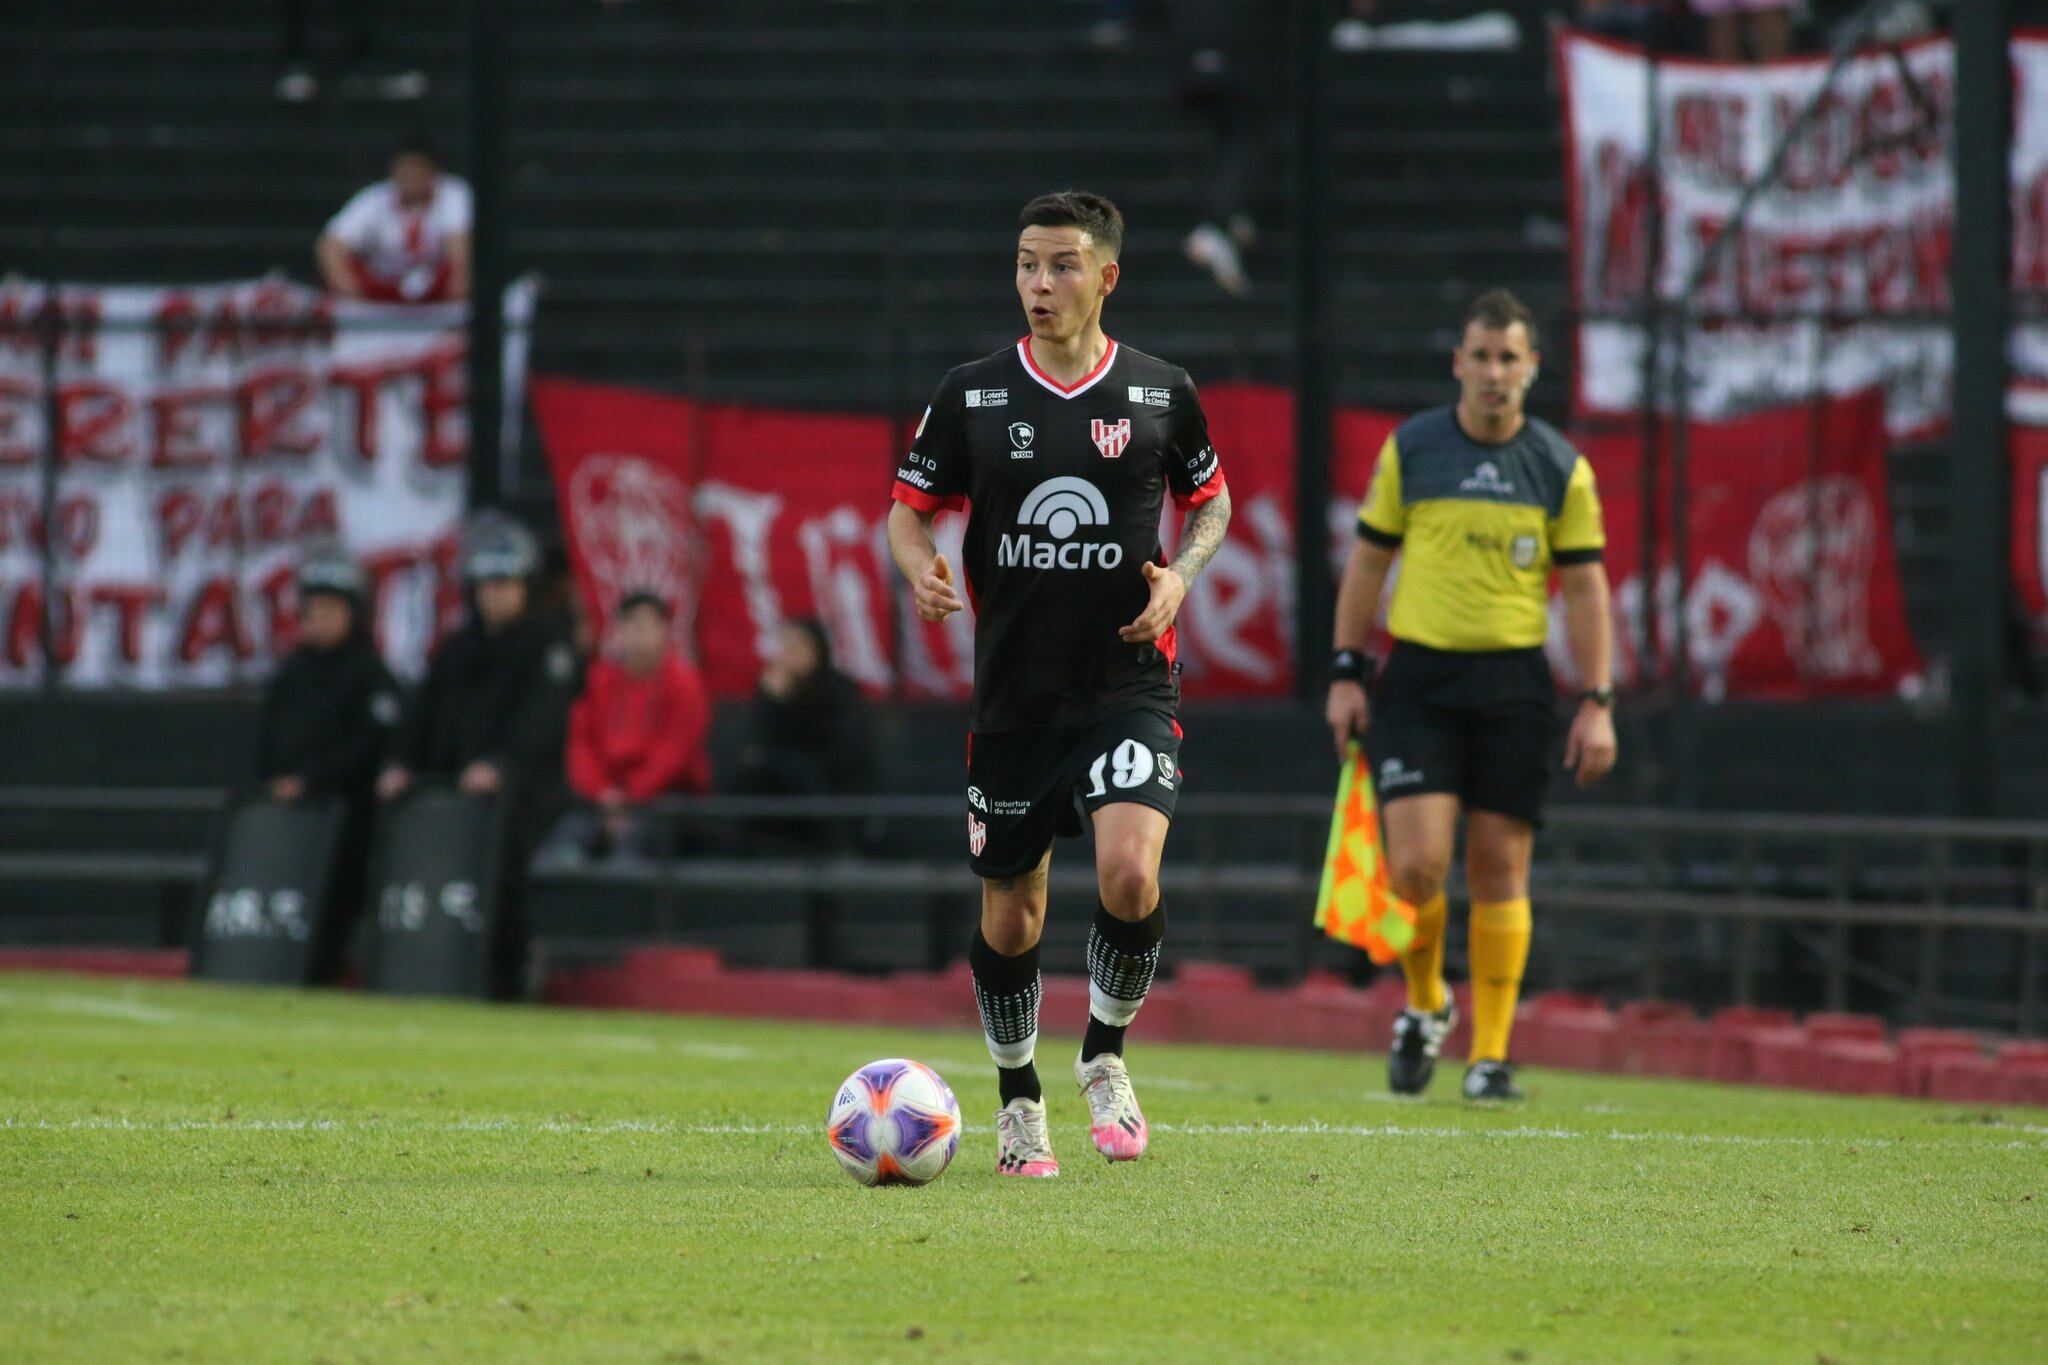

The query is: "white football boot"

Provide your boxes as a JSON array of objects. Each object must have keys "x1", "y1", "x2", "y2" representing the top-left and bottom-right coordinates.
[
  {"x1": 1075, "y1": 1052, "x2": 1149, "y2": 1161},
  {"x1": 994, "y1": 1097, "x2": 1060, "y2": 1178}
]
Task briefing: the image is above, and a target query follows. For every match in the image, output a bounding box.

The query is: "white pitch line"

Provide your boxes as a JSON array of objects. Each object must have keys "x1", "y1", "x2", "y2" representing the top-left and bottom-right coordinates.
[
  {"x1": 4, "y1": 1114, "x2": 2044, "y2": 1152},
  {"x1": 0, "y1": 990, "x2": 184, "y2": 1025}
]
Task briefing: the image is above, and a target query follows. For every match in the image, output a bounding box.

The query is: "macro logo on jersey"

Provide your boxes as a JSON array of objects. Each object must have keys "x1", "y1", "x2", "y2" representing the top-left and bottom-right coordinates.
[
  {"x1": 1091, "y1": 418, "x2": 1132, "y2": 460},
  {"x1": 999, "y1": 476, "x2": 1124, "y2": 570}
]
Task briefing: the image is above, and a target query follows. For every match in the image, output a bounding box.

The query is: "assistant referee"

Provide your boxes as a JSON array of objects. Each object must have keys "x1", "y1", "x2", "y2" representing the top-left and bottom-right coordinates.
[{"x1": 1325, "y1": 289, "x2": 1616, "y2": 1102}]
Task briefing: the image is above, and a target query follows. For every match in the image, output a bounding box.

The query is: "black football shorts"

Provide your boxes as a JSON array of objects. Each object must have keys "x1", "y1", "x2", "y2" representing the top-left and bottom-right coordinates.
[
  {"x1": 964, "y1": 709, "x2": 1183, "y2": 880},
  {"x1": 1364, "y1": 641, "x2": 1559, "y2": 827}
]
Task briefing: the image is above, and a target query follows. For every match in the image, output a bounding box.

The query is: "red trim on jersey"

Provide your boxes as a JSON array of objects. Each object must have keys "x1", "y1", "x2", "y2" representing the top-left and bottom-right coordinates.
[
  {"x1": 1172, "y1": 470, "x2": 1227, "y2": 512},
  {"x1": 1015, "y1": 337, "x2": 1119, "y2": 398},
  {"x1": 891, "y1": 480, "x2": 964, "y2": 513},
  {"x1": 1170, "y1": 717, "x2": 1183, "y2": 739},
  {"x1": 1158, "y1": 623, "x2": 1178, "y2": 672}
]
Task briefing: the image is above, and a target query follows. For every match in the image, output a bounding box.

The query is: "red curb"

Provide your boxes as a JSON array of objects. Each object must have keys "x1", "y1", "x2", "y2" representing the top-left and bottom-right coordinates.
[
  {"x1": 1812, "y1": 1040, "x2": 1903, "y2": 1096},
  {"x1": 1749, "y1": 1027, "x2": 1817, "y2": 1088},
  {"x1": 1804, "y1": 1012, "x2": 1888, "y2": 1046},
  {"x1": 0, "y1": 948, "x2": 190, "y2": 978},
  {"x1": 1929, "y1": 1055, "x2": 2008, "y2": 1104}
]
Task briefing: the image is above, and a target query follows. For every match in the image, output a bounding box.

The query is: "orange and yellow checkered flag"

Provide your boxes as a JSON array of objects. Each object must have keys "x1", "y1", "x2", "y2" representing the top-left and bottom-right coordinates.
[{"x1": 1313, "y1": 742, "x2": 1416, "y2": 964}]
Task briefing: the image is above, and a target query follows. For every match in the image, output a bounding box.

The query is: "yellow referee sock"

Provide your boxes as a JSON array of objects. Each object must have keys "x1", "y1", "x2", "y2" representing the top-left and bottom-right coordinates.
[
  {"x1": 1468, "y1": 897, "x2": 1532, "y2": 1063},
  {"x1": 1399, "y1": 892, "x2": 1448, "y2": 1014}
]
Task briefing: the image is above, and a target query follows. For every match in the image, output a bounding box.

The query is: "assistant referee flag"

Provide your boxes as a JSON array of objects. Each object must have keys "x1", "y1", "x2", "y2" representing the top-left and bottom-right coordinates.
[{"x1": 1314, "y1": 743, "x2": 1416, "y2": 963}]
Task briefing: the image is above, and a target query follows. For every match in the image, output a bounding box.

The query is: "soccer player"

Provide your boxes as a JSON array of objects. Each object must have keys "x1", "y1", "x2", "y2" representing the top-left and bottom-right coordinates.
[
  {"x1": 887, "y1": 191, "x2": 1231, "y2": 1176},
  {"x1": 1325, "y1": 289, "x2": 1616, "y2": 1102}
]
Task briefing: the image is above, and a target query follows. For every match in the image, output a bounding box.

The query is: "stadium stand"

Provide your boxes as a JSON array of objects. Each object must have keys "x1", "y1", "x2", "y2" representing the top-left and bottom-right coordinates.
[{"x1": 5, "y1": 0, "x2": 2047, "y2": 1042}]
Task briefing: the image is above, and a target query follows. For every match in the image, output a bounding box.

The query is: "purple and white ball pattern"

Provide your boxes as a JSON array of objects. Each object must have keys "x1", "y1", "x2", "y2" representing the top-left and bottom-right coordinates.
[{"x1": 826, "y1": 1058, "x2": 961, "y2": 1186}]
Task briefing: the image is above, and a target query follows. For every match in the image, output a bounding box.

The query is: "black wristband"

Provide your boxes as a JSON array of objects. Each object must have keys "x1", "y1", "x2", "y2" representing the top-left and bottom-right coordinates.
[{"x1": 1332, "y1": 649, "x2": 1373, "y2": 685}]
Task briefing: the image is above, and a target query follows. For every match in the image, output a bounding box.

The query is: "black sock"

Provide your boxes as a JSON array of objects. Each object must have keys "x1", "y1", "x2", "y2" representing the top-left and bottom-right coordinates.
[
  {"x1": 1082, "y1": 900, "x2": 1166, "y2": 1062},
  {"x1": 968, "y1": 928, "x2": 1042, "y2": 1104},
  {"x1": 996, "y1": 1062, "x2": 1040, "y2": 1105}
]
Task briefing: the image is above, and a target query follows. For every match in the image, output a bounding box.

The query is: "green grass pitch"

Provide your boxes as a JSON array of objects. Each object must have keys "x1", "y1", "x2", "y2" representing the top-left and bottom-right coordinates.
[{"x1": 3, "y1": 972, "x2": 2045, "y2": 1363}]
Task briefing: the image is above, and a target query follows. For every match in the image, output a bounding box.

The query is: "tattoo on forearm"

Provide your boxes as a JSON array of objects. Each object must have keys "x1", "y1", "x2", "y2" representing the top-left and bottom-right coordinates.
[{"x1": 1168, "y1": 487, "x2": 1232, "y2": 585}]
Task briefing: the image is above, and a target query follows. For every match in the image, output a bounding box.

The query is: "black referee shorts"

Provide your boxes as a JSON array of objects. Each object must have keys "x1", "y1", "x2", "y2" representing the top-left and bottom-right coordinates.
[
  {"x1": 965, "y1": 709, "x2": 1183, "y2": 880},
  {"x1": 1364, "y1": 641, "x2": 1558, "y2": 827}
]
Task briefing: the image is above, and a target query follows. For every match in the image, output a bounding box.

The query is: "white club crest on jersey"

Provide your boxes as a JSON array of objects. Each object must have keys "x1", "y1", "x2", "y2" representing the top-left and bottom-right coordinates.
[{"x1": 1091, "y1": 418, "x2": 1131, "y2": 460}]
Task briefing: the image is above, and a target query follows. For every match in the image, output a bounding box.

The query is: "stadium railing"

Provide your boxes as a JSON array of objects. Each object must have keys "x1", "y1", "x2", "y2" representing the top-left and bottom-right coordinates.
[{"x1": 3, "y1": 787, "x2": 2044, "y2": 1035}]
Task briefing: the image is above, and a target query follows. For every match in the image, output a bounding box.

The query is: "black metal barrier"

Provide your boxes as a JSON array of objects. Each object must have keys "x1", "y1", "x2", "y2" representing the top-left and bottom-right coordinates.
[
  {"x1": 193, "y1": 795, "x2": 347, "y2": 986},
  {"x1": 364, "y1": 788, "x2": 506, "y2": 999},
  {"x1": 2, "y1": 787, "x2": 2045, "y2": 1033}
]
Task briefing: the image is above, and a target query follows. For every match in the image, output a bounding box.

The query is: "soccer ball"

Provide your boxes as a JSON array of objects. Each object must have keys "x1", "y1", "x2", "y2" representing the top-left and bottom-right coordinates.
[{"x1": 826, "y1": 1058, "x2": 961, "y2": 1187}]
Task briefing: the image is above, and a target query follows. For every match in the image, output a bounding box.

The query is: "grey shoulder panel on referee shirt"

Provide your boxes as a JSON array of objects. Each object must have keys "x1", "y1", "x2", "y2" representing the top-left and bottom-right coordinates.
[{"x1": 1394, "y1": 406, "x2": 1577, "y2": 516}]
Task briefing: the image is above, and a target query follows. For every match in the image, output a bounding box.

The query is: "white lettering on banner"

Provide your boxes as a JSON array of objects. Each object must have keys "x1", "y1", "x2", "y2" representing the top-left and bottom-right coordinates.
[
  {"x1": 1548, "y1": 561, "x2": 1763, "y2": 702},
  {"x1": 1169, "y1": 493, "x2": 1290, "y2": 685},
  {"x1": 1561, "y1": 32, "x2": 2048, "y2": 434},
  {"x1": 1748, "y1": 477, "x2": 1880, "y2": 681},
  {"x1": 894, "y1": 508, "x2": 972, "y2": 697},
  {"x1": 693, "y1": 482, "x2": 785, "y2": 666},
  {"x1": 568, "y1": 454, "x2": 698, "y2": 641},
  {"x1": 796, "y1": 505, "x2": 892, "y2": 691}
]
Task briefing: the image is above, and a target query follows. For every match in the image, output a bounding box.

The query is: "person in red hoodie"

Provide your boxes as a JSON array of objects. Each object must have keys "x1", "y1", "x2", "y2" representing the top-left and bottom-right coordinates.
[{"x1": 553, "y1": 590, "x2": 711, "y2": 861}]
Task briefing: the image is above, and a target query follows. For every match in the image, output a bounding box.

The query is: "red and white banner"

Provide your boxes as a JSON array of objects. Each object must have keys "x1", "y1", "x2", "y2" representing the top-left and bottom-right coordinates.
[
  {"x1": 0, "y1": 278, "x2": 535, "y2": 688},
  {"x1": 1561, "y1": 30, "x2": 2048, "y2": 437},
  {"x1": 534, "y1": 375, "x2": 1369, "y2": 702},
  {"x1": 538, "y1": 373, "x2": 1924, "y2": 702},
  {"x1": 1569, "y1": 392, "x2": 1922, "y2": 697}
]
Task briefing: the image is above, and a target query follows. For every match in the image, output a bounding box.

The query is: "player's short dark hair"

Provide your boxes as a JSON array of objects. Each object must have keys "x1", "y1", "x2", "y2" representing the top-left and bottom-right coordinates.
[
  {"x1": 617, "y1": 590, "x2": 670, "y2": 620},
  {"x1": 1463, "y1": 289, "x2": 1539, "y2": 349},
  {"x1": 1018, "y1": 190, "x2": 1124, "y2": 261},
  {"x1": 394, "y1": 136, "x2": 440, "y2": 166}
]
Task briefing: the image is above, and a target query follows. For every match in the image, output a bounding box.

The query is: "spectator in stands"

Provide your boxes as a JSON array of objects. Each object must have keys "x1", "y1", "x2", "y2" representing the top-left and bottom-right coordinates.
[
  {"x1": 550, "y1": 591, "x2": 713, "y2": 862},
  {"x1": 276, "y1": 0, "x2": 428, "y2": 103},
  {"x1": 257, "y1": 543, "x2": 400, "y2": 980},
  {"x1": 1174, "y1": 0, "x2": 1280, "y2": 297},
  {"x1": 726, "y1": 618, "x2": 874, "y2": 852},
  {"x1": 379, "y1": 512, "x2": 579, "y2": 996},
  {"x1": 1695, "y1": 0, "x2": 1791, "y2": 61},
  {"x1": 317, "y1": 140, "x2": 472, "y2": 303}
]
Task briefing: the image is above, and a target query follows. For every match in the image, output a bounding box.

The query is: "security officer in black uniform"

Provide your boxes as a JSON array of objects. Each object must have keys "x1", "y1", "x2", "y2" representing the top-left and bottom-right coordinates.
[
  {"x1": 378, "y1": 512, "x2": 578, "y2": 998},
  {"x1": 257, "y1": 543, "x2": 401, "y2": 981}
]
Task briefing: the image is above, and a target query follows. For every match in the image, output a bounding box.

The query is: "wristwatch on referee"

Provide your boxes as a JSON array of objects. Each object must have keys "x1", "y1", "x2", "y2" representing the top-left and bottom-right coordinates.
[
  {"x1": 1331, "y1": 649, "x2": 1375, "y2": 687},
  {"x1": 1580, "y1": 684, "x2": 1616, "y2": 708}
]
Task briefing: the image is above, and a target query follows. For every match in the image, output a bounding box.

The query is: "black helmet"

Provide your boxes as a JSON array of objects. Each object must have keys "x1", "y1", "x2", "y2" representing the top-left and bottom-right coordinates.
[
  {"x1": 296, "y1": 542, "x2": 365, "y2": 601},
  {"x1": 462, "y1": 510, "x2": 540, "y2": 582}
]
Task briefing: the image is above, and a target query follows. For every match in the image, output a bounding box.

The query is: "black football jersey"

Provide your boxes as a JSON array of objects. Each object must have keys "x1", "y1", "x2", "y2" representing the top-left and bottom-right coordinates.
[{"x1": 891, "y1": 338, "x2": 1227, "y2": 732}]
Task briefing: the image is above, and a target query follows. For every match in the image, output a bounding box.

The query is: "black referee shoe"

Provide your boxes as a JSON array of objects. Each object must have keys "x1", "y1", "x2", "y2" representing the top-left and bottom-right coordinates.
[
  {"x1": 1387, "y1": 1003, "x2": 1457, "y2": 1095},
  {"x1": 1461, "y1": 1060, "x2": 1524, "y2": 1102}
]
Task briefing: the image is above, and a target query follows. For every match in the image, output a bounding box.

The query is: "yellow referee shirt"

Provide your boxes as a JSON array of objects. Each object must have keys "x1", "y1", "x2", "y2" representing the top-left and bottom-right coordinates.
[{"x1": 1357, "y1": 407, "x2": 1604, "y2": 651}]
